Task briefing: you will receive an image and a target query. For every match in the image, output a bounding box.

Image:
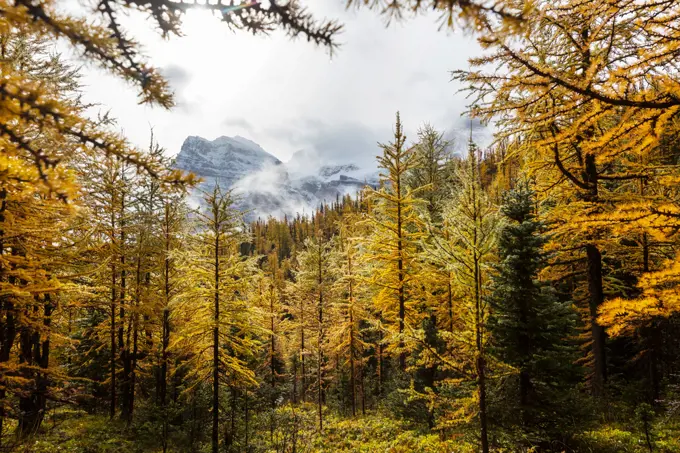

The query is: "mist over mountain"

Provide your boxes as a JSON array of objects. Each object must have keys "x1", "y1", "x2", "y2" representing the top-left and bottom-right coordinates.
[{"x1": 173, "y1": 135, "x2": 379, "y2": 220}]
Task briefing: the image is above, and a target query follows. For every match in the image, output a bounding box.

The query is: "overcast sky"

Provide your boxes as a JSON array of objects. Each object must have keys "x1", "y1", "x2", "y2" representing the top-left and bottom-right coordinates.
[{"x1": 65, "y1": 1, "x2": 485, "y2": 167}]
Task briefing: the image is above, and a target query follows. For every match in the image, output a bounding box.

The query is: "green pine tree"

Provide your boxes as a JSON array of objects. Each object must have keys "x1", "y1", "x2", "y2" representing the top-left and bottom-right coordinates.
[{"x1": 489, "y1": 181, "x2": 578, "y2": 432}]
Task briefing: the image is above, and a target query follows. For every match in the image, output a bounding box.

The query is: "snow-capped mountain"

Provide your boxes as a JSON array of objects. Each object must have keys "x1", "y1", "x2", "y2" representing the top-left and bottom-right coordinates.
[
  {"x1": 173, "y1": 135, "x2": 378, "y2": 220},
  {"x1": 175, "y1": 135, "x2": 282, "y2": 188}
]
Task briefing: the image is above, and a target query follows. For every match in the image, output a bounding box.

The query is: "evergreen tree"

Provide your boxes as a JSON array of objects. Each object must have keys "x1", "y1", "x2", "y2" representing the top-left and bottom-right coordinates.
[{"x1": 489, "y1": 181, "x2": 577, "y2": 432}]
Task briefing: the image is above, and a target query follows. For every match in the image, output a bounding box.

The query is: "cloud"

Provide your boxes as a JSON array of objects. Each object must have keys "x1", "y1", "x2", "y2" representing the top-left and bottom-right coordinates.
[
  {"x1": 438, "y1": 114, "x2": 492, "y2": 153},
  {"x1": 231, "y1": 162, "x2": 321, "y2": 220},
  {"x1": 222, "y1": 117, "x2": 256, "y2": 136},
  {"x1": 266, "y1": 120, "x2": 383, "y2": 171},
  {"x1": 160, "y1": 64, "x2": 196, "y2": 113},
  {"x1": 453, "y1": 115, "x2": 487, "y2": 132},
  {"x1": 301, "y1": 121, "x2": 382, "y2": 166},
  {"x1": 161, "y1": 64, "x2": 191, "y2": 91},
  {"x1": 74, "y1": 0, "x2": 484, "y2": 166},
  {"x1": 406, "y1": 71, "x2": 432, "y2": 87}
]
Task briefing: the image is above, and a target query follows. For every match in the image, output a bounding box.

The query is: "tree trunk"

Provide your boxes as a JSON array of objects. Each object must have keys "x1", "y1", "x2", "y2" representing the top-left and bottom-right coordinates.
[
  {"x1": 349, "y1": 310, "x2": 356, "y2": 417},
  {"x1": 110, "y1": 285, "x2": 116, "y2": 418},
  {"x1": 518, "y1": 284, "x2": 530, "y2": 424},
  {"x1": 348, "y1": 248, "x2": 357, "y2": 417},
  {"x1": 227, "y1": 386, "x2": 235, "y2": 450},
  {"x1": 0, "y1": 190, "x2": 10, "y2": 444},
  {"x1": 270, "y1": 285, "x2": 276, "y2": 441},
  {"x1": 396, "y1": 161, "x2": 407, "y2": 372},
  {"x1": 119, "y1": 193, "x2": 128, "y2": 419},
  {"x1": 160, "y1": 204, "x2": 171, "y2": 409},
  {"x1": 129, "y1": 311, "x2": 138, "y2": 424},
  {"x1": 160, "y1": 307, "x2": 169, "y2": 405},
  {"x1": 292, "y1": 355, "x2": 298, "y2": 404},
  {"x1": 212, "y1": 234, "x2": 220, "y2": 453},
  {"x1": 244, "y1": 390, "x2": 249, "y2": 451},
  {"x1": 120, "y1": 328, "x2": 131, "y2": 421},
  {"x1": 477, "y1": 354, "x2": 490, "y2": 453},
  {"x1": 648, "y1": 322, "x2": 662, "y2": 404},
  {"x1": 300, "y1": 299, "x2": 306, "y2": 403},
  {"x1": 447, "y1": 277, "x2": 454, "y2": 333},
  {"x1": 317, "y1": 292, "x2": 323, "y2": 432},
  {"x1": 125, "y1": 256, "x2": 142, "y2": 426},
  {"x1": 582, "y1": 153, "x2": 607, "y2": 397},
  {"x1": 377, "y1": 326, "x2": 383, "y2": 396},
  {"x1": 17, "y1": 294, "x2": 53, "y2": 438},
  {"x1": 37, "y1": 296, "x2": 52, "y2": 425},
  {"x1": 586, "y1": 244, "x2": 607, "y2": 397},
  {"x1": 472, "y1": 181, "x2": 489, "y2": 453},
  {"x1": 17, "y1": 328, "x2": 41, "y2": 437},
  {"x1": 359, "y1": 359, "x2": 366, "y2": 416},
  {"x1": 317, "y1": 247, "x2": 324, "y2": 432}
]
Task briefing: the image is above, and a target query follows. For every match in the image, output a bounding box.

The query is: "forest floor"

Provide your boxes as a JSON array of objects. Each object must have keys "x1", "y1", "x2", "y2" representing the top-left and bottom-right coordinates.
[
  {"x1": 4, "y1": 407, "x2": 473, "y2": 453},
  {"x1": 4, "y1": 406, "x2": 680, "y2": 453}
]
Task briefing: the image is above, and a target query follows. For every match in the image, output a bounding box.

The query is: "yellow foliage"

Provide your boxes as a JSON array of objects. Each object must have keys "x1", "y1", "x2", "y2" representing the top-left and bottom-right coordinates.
[
  {"x1": 362, "y1": 112, "x2": 426, "y2": 361},
  {"x1": 600, "y1": 253, "x2": 680, "y2": 337}
]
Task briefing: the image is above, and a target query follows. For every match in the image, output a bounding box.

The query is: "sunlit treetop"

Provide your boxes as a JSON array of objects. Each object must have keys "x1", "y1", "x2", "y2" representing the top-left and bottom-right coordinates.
[{"x1": 459, "y1": 0, "x2": 680, "y2": 143}]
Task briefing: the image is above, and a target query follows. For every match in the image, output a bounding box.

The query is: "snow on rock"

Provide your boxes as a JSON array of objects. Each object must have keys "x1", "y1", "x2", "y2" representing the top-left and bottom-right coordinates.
[{"x1": 173, "y1": 135, "x2": 378, "y2": 220}]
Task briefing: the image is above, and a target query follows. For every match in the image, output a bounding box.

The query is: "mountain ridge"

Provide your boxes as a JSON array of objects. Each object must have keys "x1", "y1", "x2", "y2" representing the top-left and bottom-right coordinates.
[{"x1": 173, "y1": 135, "x2": 377, "y2": 219}]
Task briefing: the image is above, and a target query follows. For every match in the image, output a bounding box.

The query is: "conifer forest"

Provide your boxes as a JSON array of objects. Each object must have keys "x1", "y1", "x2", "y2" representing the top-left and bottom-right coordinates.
[{"x1": 3, "y1": 1, "x2": 680, "y2": 452}]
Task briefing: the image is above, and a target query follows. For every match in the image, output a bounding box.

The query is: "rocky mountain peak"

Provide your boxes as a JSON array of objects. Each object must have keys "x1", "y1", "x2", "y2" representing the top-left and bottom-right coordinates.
[{"x1": 174, "y1": 134, "x2": 378, "y2": 220}]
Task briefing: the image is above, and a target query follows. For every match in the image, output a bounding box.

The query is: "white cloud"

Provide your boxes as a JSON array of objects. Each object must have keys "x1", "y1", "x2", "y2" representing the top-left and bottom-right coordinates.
[{"x1": 61, "y1": 2, "x2": 484, "y2": 162}]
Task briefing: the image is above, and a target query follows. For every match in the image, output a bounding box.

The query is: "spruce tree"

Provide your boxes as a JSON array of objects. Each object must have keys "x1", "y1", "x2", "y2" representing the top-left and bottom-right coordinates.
[{"x1": 489, "y1": 181, "x2": 577, "y2": 429}]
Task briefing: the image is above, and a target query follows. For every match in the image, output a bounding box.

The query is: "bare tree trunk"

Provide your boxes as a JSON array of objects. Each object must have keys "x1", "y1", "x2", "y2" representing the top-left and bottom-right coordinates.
[
  {"x1": 583, "y1": 153, "x2": 607, "y2": 397},
  {"x1": 586, "y1": 244, "x2": 607, "y2": 397},
  {"x1": 126, "y1": 254, "x2": 143, "y2": 426}
]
